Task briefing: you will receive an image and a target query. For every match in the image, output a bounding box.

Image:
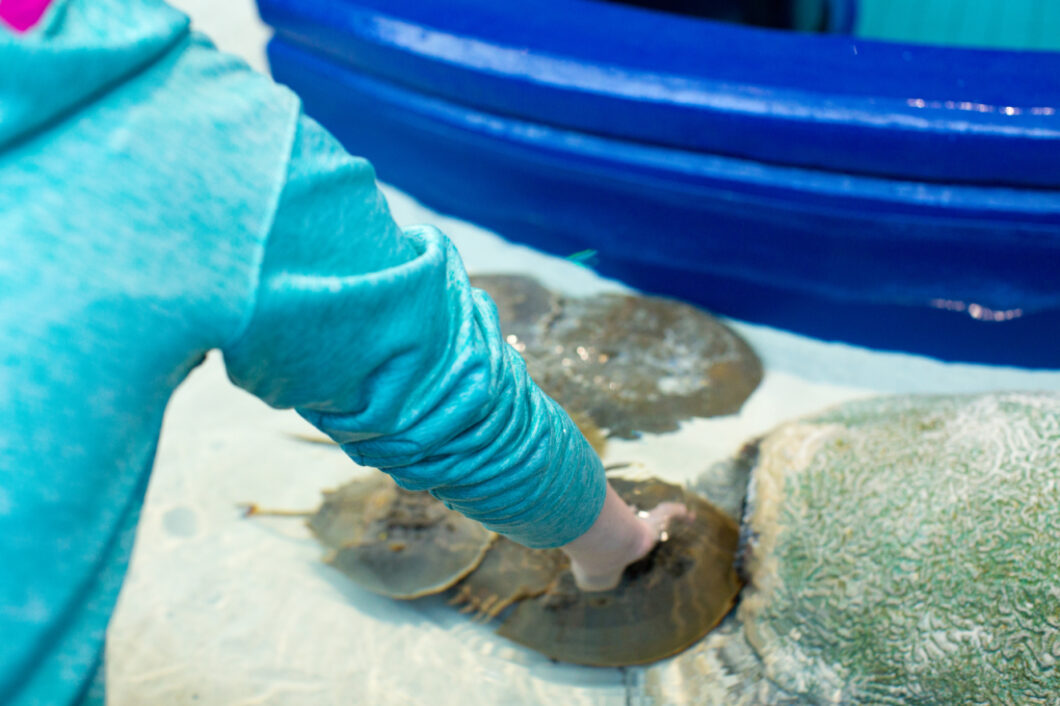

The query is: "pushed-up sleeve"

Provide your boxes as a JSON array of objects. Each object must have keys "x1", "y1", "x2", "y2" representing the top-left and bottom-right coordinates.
[{"x1": 222, "y1": 115, "x2": 606, "y2": 548}]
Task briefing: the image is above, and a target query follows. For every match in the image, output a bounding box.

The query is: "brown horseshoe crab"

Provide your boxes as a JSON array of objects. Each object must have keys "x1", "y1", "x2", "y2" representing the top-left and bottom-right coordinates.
[
  {"x1": 468, "y1": 273, "x2": 559, "y2": 352},
  {"x1": 247, "y1": 473, "x2": 494, "y2": 600},
  {"x1": 470, "y1": 274, "x2": 763, "y2": 438},
  {"x1": 484, "y1": 476, "x2": 742, "y2": 666},
  {"x1": 248, "y1": 471, "x2": 742, "y2": 667},
  {"x1": 447, "y1": 534, "x2": 569, "y2": 622}
]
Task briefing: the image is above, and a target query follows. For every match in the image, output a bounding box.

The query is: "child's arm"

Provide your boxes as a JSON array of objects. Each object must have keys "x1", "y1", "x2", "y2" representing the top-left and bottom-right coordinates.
[{"x1": 223, "y1": 114, "x2": 640, "y2": 557}]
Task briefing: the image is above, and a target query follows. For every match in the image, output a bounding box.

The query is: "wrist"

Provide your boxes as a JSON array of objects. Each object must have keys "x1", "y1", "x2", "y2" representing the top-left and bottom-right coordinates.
[{"x1": 561, "y1": 483, "x2": 655, "y2": 590}]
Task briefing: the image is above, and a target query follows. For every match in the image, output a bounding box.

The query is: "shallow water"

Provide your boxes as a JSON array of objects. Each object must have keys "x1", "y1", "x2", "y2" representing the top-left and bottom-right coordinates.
[
  {"x1": 106, "y1": 183, "x2": 1060, "y2": 706},
  {"x1": 109, "y1": 4, "x2": 1060, "y2": 702}
]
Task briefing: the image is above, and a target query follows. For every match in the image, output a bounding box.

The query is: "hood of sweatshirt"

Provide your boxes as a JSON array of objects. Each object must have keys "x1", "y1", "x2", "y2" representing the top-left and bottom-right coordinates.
[{"x1": 0, "y1": 0, "x2": 189, "y2": 148}]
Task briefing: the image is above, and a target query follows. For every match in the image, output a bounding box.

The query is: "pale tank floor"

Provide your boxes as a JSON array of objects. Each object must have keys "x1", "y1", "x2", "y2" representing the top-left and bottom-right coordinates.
[{"x1": 106, "y1": 3, "x2": 1060, "y2": 704}]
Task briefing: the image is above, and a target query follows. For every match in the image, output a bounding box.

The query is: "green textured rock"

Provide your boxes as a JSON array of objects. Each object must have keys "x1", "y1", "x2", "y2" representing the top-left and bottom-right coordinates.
[{"x1": 646, "y1": 392, "x2": 1060, "y2": 705}]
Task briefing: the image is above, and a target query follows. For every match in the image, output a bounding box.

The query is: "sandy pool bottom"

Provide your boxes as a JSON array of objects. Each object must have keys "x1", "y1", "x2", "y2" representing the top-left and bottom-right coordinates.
[{"x1": 106, "y1": 186, "x2": 1060, "y2": 706}]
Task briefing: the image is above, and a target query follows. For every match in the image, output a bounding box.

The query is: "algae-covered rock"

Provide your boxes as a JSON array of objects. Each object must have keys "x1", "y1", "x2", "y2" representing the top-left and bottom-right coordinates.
[
  {"x1": 744, "y1": 393, "x2": 1060, "y2": 704},
  {"x1": 646, "y1": 392, "x2": 1060, "y2": 705}
]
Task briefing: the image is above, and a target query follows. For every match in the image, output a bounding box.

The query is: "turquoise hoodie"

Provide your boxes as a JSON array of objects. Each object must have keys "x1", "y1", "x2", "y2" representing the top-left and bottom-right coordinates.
[{"x1": 0, "y1": 1, "x2": 606, "y2": 703}]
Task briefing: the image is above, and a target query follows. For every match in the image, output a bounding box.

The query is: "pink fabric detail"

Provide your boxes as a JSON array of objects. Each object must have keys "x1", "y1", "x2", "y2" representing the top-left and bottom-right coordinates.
[{"x1": 0, "y1": 0, "x2": 53, "y2": 32}]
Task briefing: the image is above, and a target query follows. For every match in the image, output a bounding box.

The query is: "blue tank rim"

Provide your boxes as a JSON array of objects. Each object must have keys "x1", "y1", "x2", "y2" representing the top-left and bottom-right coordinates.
[
  {"x1": 266, "y1": 38, "x2": 1060, "y2": 367},
  {"x1": 259, "y1": 0, "x2": 1060, "y2": 188}
]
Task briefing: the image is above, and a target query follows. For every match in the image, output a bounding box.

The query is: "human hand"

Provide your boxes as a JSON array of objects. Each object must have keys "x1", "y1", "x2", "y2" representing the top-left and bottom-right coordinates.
[{"x1": 561, "y1": 483, "x2": 693, "y2": 592}]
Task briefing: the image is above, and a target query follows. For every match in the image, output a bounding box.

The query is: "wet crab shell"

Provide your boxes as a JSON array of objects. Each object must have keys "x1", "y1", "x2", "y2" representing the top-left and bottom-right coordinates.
[
  {"x1": 448, "y1": 535, "x2": 569, "y2": 622},
  {"x1": 469, "y1": 273, "x2": 560, "y2": 352},
  {"x1": 470, "y1": 273, "x2": 763, "y2": 439},
  {"x1": 527, "y1": 294, "x2": 763, "y2": 439},
  {"x1": 451, "y1": 476, "x2": 744, "y2": 667},
  {"x1": 311, "y1": 473, "x2": 495, "y2": 600}
]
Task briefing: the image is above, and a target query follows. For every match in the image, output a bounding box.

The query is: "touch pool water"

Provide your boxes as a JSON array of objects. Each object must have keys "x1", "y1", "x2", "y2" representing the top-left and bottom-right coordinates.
[
  {"x1": 104, "y1": 3, "x2": 1060, "y2": 702},
  {"x1": 105, "y1": 184, "x2": 1060, "y2": 706}
]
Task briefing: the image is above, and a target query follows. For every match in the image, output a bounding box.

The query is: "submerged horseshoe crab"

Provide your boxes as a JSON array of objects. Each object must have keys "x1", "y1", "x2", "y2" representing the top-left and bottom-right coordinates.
[
  {"x1": 249, "y1": 471, "x2": 743, "y2": 667},
  {"x1": 247, "y1": 473, "x2": 493, "y2": 600},
  {"x1": 469, "y1": 273, "x2": 763, "y2": 438},
  {"x1": 646, "y1": 391, "x2": 1060, "y2": 704},
  {"x1": 486, "y1": 476, "x2": 743, "y2": 667},
  {"x1": 468, "y1": 273, "x2": 560, "y2": 351}
]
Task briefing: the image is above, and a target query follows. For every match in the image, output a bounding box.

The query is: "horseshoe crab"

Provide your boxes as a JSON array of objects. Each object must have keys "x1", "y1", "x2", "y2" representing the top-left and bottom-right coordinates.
[
  {"x1": 247, "y1": 473, "x2": 494, "y2": 599},
  {"x1": 249, "y1": 472, "x2": 743, "y2": 666},
  {"x1": 470, "y1": 274, "x2": 762, "y2": 438},
  {"x1": 447, "y1": 534, "x2": 568, "y2": 622},
  {"x1": 485, "y1": 476, "x2": 743, "y2": 667},
  {"x1": 468, "y1": 273, "x2": 559, "y2": 351},
  {"x1": 646, "y1": 391, "x2": 1060, "y2": 704}
]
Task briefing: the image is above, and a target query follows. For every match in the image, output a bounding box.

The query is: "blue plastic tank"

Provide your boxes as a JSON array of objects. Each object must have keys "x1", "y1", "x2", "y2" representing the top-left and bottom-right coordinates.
[{"x1": 259, "y1": 0, "x2": 1060, "y2": 366}]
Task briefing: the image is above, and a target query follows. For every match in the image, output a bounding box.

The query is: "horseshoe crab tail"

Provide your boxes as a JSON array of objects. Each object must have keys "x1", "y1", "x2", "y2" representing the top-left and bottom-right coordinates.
[{"x1": 239, "y1": 503, "x2": 314, "y2": 519}]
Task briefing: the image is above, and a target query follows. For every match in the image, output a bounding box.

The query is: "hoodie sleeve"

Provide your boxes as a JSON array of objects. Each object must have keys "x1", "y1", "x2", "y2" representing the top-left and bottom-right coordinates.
[{"x1": 222, "y1": 114, "x2": 606, "y2": 548}]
